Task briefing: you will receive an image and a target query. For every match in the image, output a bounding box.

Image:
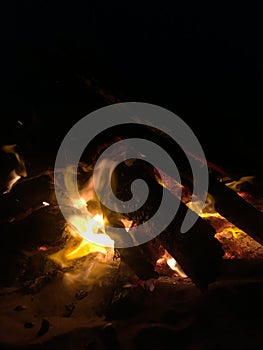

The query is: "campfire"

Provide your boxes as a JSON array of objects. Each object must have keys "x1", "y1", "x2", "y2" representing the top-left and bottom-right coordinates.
[{"x1": 1, "y1": 122, "x2": 263, "y2": 350}]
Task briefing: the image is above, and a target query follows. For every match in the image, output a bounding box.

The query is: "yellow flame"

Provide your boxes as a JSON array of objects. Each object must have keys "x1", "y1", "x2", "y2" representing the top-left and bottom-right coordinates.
[
  {"x1": 166, "y1": 258, "x2": 187, "y2": 278},
  {"x1": 66, "y1": 237, "x2": 107, "y2": 260},
  {"x1": 2, "y1": 144, "x2": 27, "y2": 193},
  {"x1": 3, "y1": 170, "x2": 21, "y2": 194},
  {"x1": 199, "y1": 212, "x2": 223, "y2": 219},
  {"x1": 224, "y1": 227, "x2": 245, "y2": 239},
  {"x1": 186, "y1": 193, "x2": 217, "y2": 216},
  {"x1": 72, "y1": 197, "x2": 87, "y2": 209},
  {"x1": 226, "y1": 176, "x2": 254, "y2": 192},
  {"x1": 67, "y1": 214, "x2": 114, "y2": 256},
  {"x1": 49, "y1": 213, "x2": 114, "y2": 266},
  {"x1": 156, "y1": 250, "x2": 187, "y2": 278},
  {"x1": 48, "y1": 162, "x2": 119, "y2": 266}
]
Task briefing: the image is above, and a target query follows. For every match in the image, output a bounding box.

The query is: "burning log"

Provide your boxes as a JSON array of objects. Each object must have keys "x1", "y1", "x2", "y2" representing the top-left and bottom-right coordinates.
[
  {"x1": 158, "y1": 187, "x2": 224, "y2": 290},
  {"x1": 208, "y1": 175, "x2": 263, "y2": 246},
  {"x1": 103, "y1": 160, "x2": 224, "y2": 290},
  {"x1": 115, "y1": 124, "x2": 263, "y2": 249},
  {"x1": 116, "y1": 245, "x2": 159, "y2": 283},
  {"x1": 105, "y1": 213, "x2": 158, "y2": 285}
]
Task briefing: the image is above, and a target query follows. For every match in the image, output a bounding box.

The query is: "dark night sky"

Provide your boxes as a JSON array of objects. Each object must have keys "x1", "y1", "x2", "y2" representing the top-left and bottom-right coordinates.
[{"x1": 4, "y1": 1, "x2": 263, "y2": 175}]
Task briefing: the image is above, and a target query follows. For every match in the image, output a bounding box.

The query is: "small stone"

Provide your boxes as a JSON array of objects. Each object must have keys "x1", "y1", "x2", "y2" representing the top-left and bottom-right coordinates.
[
  {"x1": 63, "y1": 303, "x2": 75, "y2": 317},
  {"x1": 24, "y1": 322, "x2": 34, "y2": 328},
  {"x1": 75, "y1": 289, "x2": 88, "y2": 300},
  {"x1": 14, "y1": 305, "x2": 26, "y2": 311},
  {"x1": 101, "y1": 323, "x2": 120, "y2": 349},
  {"x1": 37, "y1": 318, "x2": 50, "y2": 337}
]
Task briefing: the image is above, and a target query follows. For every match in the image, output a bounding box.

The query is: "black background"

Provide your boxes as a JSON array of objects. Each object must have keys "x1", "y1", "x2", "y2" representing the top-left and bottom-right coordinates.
[{"x1": 3, "y1": 1, "x2": 263, "y2": 176}]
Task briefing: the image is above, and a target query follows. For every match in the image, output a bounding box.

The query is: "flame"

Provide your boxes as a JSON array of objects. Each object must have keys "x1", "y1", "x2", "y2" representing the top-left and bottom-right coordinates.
[
  {"x1": 199, "y1": 212, "x2": 223, "y2": 219},
  {"x1": 68, "y1": 214, "x2": 114, "y2": 248},
  {"x1": 72, "y1": 197, "x2": 88, "y2": 209},
  {"x1": 3, "y1": 170, "x2": 21, "y2": 194},
  {"x1": 222, "y1": 227, "x2": 245, "y2": 239},
  {"x1": 156, "y1": 249, "x2": 187, "y2": 278},
  {"x1": 2, "y1": 144, "x2": 27, "y2": 193},
  {"x1": 50, "y1": 159, "x2": 128, "y2": 268},
  {"x1": 49, "y1": 213, "x2": 114, "y2": 267},
  {"x1": 53, "y1": 152, "x2": 262, "y2": 271},
  {"x1": 225, "y1": 175, "x2": 254, "y2": 192}
]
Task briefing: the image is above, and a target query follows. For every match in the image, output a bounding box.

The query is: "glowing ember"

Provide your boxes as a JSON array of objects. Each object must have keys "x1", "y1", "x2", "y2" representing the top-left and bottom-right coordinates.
[{"x1": 38, "y1": 245, "x2": 49, "y2": 252}]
